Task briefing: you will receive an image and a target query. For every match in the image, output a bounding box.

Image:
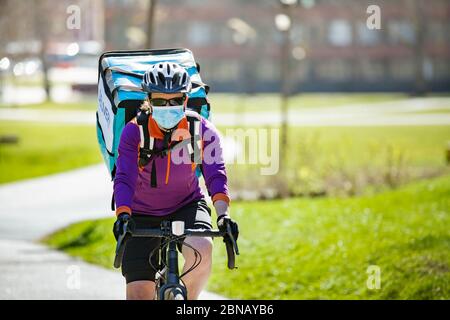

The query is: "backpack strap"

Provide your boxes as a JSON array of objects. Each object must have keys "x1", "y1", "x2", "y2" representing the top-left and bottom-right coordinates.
[
  {"x1": 111, "y1": 192, "x2": 115, "y2": 211},
  {"x1": 187, "y1": 114, "x2": 202, "y2": 166},
  {"x1": 136, "y1": 110, "x2": 158, "y2": 187},
  {"x1": 111, "y1": 165, "x2": 117, "y2": 211},
  {"x1": 136, "y1": 110, "x2": 154, "y2": 168},
  {"x1": 187, "y1": 113, "x2": 206, "y2": 181}
]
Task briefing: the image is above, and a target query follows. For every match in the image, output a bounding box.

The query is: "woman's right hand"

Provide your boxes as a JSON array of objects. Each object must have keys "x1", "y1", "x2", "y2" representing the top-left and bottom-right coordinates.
[{"x1": 113, "y1": 213, "x2": 133, "y2": 241}]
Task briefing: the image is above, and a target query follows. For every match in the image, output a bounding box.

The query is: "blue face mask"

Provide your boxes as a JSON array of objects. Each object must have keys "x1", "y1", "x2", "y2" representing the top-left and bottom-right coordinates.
[{"x1": 152, "y1": 105, "x2": 185, "y2": 130}]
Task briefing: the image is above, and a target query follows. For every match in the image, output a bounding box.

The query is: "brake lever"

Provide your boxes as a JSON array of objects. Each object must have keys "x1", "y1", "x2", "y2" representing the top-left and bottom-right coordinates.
[
  {"x1": 117, "y1": 221, "x2": 128, "y2": 247},
  {"x1": 226, "y1": 223, "x2": 239, "y2": 255},
  {"x1": 113, "y1": 220, "x2": 131, "y2": 268}
]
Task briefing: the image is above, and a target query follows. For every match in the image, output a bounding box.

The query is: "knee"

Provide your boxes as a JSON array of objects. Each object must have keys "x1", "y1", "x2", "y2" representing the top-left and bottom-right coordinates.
[
  {"x1": 196, "y1": 238, "x2": 213, "y2": 272},
  {"x1": 127, "y1": 281, "x2": 155, "y2": 300},
  {"x1": 197, "y1": 237, "x2": 213, "y2": 259},
  {"x1": 184, "y1": 237, "x2": 213, "y2": 269}
]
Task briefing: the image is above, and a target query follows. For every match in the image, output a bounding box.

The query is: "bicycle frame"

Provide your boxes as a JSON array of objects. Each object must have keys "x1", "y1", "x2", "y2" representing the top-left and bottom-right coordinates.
[
  {"x1": 156, "y1": 238, "x2": 187, "y2": 300},
  {"x1": 151, "y1": 220, "x2": 187, "y2": 300}
]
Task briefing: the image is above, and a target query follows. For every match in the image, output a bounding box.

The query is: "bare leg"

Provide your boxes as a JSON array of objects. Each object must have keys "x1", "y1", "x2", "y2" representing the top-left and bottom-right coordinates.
[
  {"x1": 181, "y1": 237, "x2": 213, "y2": 300},
  {"x1": 126, "y1": 280, "x2": 156, "y2": 300}
]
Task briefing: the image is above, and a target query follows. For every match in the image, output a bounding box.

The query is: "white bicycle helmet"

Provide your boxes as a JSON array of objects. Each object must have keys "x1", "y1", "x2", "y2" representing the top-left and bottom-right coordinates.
[{"x1": 142, "y1": 61, "x2": 192, "y2": 94}]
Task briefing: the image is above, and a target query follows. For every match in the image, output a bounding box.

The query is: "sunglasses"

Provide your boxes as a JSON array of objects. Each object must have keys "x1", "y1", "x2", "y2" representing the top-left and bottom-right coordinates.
[{"x1": 149, "y1": 96, "x2": 186, "y2": 107}]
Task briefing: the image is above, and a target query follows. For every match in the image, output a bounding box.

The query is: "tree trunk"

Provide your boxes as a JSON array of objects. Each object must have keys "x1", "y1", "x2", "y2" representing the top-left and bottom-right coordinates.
[
  {"x1": 279, "y1": 5, "x2": 293, "y2": 197},
  {"x1": 35, "y1": 0, "x2": 51, "y2": 101},
  {"x1": 412, "y1": 0, "x2": 426, "y2": 95},
  {"x1": 146, "y1": 0, "x2": 158, "y2": 49}
]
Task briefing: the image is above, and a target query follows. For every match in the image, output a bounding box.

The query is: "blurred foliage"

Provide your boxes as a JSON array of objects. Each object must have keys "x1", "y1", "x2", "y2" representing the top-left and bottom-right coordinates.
[{"x1": 225, "y1": 125, "x2": 450, "y2": 198}]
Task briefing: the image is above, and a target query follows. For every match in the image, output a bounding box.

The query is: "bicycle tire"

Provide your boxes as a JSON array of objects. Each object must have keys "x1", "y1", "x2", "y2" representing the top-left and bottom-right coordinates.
[
  {"x1": 163, "y1": 287, "x2": 186, "y2": 300},
  {"x1": 174, "y1": 293, "x2": 185, "y2": 300}
]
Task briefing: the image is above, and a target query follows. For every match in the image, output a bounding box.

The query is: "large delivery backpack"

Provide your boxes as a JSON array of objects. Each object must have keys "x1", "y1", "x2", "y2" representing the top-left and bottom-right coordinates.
[{"x1": 96, "y1": 48, "x2": 211, "y2": 209}]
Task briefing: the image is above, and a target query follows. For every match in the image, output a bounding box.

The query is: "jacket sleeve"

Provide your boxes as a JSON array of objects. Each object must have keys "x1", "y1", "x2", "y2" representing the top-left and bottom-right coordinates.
[
  {"x1": 201, "y1": 119, "x2": 230, "y2": 205},
  {"x1": 113, "y1": 122, "x2": 140, "y2": 215}
]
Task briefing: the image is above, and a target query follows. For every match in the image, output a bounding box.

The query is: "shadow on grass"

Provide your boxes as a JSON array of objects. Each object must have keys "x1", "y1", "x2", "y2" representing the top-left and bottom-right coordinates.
[{"x1": 58, "y1": 224, "x2": 99, "y2": 250}]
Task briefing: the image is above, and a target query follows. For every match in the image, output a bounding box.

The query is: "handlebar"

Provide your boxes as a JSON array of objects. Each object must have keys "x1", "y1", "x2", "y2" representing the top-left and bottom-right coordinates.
[{"x1": 114, "y1": 220, "x2": 239, "y2": 270}]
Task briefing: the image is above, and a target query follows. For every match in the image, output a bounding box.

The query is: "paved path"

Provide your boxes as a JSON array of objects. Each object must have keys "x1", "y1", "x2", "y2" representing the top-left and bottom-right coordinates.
[
  {"x1": 0, "y1": 165, "x2": 113, "y2": 240},
  {"x1": 1, "y1": 97, "x2": 450, "y2": 126},
  {"x1": 0, "y1": 165, "x2": 226, "y2": 300},
  {"x1": 0, "y1": 240, "x2": 125, "y2": 300}
]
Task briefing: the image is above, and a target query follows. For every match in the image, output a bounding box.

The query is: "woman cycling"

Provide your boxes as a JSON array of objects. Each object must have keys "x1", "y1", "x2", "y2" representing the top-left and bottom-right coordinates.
[{"x1": 112, "y1": 61, "x2": 239, "y2": 300}]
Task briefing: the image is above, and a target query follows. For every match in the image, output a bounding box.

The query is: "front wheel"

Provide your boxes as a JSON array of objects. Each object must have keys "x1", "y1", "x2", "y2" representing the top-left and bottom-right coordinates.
[{"x1": 164, "y1": 287, "x2": 186, "y2": 300}]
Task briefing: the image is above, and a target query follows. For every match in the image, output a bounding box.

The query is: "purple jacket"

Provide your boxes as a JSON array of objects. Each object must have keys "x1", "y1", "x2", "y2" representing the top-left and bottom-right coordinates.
[{"x1": 113, "y1": 113, "x2": 229, "y2": 216}]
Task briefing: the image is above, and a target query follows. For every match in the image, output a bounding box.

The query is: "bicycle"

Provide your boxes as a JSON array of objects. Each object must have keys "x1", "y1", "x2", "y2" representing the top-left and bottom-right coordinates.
[{"x1": 114, "y1": 219, "x2": 239, "y2": 300}]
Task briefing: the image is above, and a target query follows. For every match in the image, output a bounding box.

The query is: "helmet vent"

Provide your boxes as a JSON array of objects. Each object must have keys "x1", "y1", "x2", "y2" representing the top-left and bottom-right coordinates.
[
  {"x1": 172, "y1": 73, "x2": 180, "y2": 86},
  {"x1": 157, "y1": 72, "x2": 165, "y2": 84}
]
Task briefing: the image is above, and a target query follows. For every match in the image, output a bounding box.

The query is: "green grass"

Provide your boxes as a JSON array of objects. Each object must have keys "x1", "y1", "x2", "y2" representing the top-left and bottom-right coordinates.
[
  {"x1": 285, "y1": 126, "x2": 450, "y2": 170},
  {"x1": 1, "y1": 101, "x2": 97, "y2": 111},
  {"x1": 43, "y1": 174, "x2": 450, "y2": 299},
  {"x1": 0, "y1": 121, "x2": 102, "y2": 183},
  {"x1": 3, "y1": 74, "x2": 45, "y2": 87},
  {"x1": 406, "y1": 108, "x2": 450, "y2": 114}
]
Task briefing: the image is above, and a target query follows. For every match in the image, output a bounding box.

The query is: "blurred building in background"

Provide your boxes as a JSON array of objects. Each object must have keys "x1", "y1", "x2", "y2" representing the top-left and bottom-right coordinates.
[
  {"x1": 1, "y1": 0, "x2": 104, "y2": 60},
  {"x1": 1, "y1": 0, "x2": 449, "y2": 93},
  {"x1": 103, "y1": 0, "x2": 450, "y2": 93}
]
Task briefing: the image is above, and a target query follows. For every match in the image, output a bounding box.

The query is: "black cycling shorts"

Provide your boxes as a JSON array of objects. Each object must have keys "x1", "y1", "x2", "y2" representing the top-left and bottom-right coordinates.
[{"x1": 121, "y1": 198, "x2": 212, "y2": 284}]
